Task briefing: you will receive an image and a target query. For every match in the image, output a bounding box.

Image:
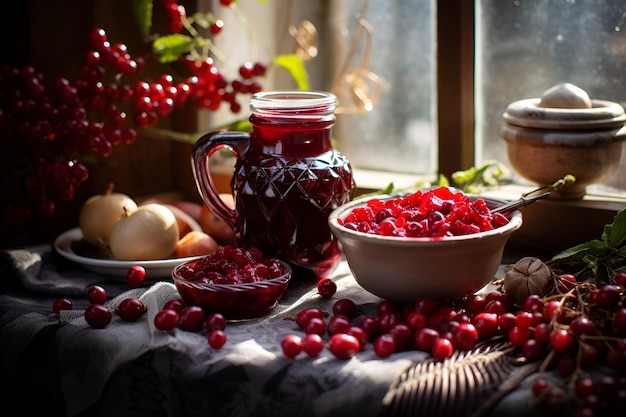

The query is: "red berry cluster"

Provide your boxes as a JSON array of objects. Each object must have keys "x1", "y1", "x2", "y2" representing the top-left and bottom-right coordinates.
[
  {"x1": 174, "y1": 245, "x2": 287, "y2": 285},
  {"x1": 53, "y1": 284, "x2": 147, "y2": 329},
  {"x1": 338, "y1": 186, "x2": 511, "y2": 238},
  {"x1": 2, "y1": 0, "x2": 270, "y2": 247},
  {"x1": 153, "y1": 298, "x2": 228, "y2": 349}
]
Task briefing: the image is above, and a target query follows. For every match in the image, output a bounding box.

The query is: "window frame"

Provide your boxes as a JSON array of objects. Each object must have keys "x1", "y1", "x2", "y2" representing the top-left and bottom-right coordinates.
[{"x1": 437, "y1": 0, "x2": 475, "y2": 179}]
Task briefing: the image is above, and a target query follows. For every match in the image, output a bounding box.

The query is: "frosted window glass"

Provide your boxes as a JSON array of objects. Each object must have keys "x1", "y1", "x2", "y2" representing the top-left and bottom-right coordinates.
[{"x1": 476, "y1": 0, "x2": 626, "y2": 191}]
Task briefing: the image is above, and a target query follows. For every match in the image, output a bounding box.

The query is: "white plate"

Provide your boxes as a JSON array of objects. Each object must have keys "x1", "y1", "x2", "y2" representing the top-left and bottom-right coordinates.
[{"x1": 54, "y1": 228, "x2": 201, "y2": 279}]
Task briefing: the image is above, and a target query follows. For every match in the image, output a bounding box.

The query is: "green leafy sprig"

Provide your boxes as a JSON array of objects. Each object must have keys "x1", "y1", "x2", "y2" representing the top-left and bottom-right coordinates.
[{"x1": 548, "y1": 208, "x2": 626, "y2": 284}]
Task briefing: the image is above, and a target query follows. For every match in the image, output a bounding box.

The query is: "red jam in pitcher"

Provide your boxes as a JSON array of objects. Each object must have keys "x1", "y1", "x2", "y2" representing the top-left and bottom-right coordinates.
[{"x1": 192, "y1": 91, "x2": 355, "y2": 278}]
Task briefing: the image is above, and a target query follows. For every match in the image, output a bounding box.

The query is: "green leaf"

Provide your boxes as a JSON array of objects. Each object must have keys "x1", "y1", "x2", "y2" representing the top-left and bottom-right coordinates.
[
  {"x1": 551, "y1": 239, "x2": 610, "y2": 261},
  {"x1": 132, "y1": 0, "x2": 153, "y2": 39},
  {"x1": 153, "y1": 34, "x2": 194, "y2": 63},
  {"x1": 601, "y1": 208, "x2": 626, "y2": 248},
  {"x1": 273, "y1": 54, "x2": 309, "y2": 90}
]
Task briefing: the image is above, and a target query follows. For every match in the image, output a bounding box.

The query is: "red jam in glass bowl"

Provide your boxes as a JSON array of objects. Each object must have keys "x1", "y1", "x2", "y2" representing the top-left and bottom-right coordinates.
[{"x1": 172, "y1": 245, "x2": 291, "y2": 320}]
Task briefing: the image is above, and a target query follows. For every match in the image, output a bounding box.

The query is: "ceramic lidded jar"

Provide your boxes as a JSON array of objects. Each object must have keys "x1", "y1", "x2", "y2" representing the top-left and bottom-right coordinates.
[
  {"x1": 500, "y1": 83, "x2": 626, "y2": 199},
  {"x1": 192, "y1": 91, "x2": 355, "y2": 278}
]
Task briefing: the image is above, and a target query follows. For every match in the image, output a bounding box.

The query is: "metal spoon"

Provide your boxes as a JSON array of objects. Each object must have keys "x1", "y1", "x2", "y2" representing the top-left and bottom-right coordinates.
[{"x1": 490, "y1": 175, "x2": 576, "y2": 214}]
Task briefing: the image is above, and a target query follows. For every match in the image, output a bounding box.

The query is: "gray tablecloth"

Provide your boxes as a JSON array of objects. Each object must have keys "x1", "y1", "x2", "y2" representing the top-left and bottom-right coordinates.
[{"x1": 0, "y1": 245, "x2": 564, "y2": 417}]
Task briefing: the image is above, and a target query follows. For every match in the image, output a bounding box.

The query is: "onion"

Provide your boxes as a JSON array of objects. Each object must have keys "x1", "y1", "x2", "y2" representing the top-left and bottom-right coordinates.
[
  {"x1": 79, "y1": 184, "x2": 137, "y2": 246},
  {"x1": 109, "y1": 203, "x2": 180, "y2": 261}
]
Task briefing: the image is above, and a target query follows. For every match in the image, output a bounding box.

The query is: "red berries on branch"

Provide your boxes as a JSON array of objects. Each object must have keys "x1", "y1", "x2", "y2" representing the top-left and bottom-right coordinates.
[{"x1": 0, "y1": 0, "x2": 269, "y2": 248}]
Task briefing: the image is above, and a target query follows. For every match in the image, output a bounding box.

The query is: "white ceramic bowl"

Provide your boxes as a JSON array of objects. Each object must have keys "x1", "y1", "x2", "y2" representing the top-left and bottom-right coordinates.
[{"x1": 328, "y1": 193, "x2": 523, "y2": 301}]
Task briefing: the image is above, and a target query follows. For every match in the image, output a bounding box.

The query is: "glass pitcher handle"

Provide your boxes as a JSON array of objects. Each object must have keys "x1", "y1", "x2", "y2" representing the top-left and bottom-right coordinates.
[{"x1": 191, "y1": 131, "x2": 250, "y2": 229}]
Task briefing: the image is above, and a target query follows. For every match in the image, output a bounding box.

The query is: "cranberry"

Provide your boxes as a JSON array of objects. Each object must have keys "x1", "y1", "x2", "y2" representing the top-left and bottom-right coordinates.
[
  {"x1": 205, "y1": 313, "x2": 227, "y2": 331},
  {"x1": 154, "y1": 309, "x2": 180, "y2": 331},
  {"x1": 406, "y1": 311, "x2": 427, "y2": 330},
  {"x1": 304, "y1": 317, "x2": 326, "y2": 336},
  {"x1": 296, "y1": 307, "x2": 324, "y2": 329},
  {"x1": 531, "y1": 378, "x2": 550, "y2": 396},
  {"x1": 508, "y1": 326, "x2": 530, "y2": 347},
  {"x1": 53, "y1": 297, "x2": 72, "y2": 315},
  {"x1": 87, "y1": 285, "x2": 107, "y2": 305},
  {"x1": 302, "y1": 333, "x2": 325, "y2": 358},
  {"x1": 317, "y1": 278, "x2": 337, "y2": 298},
  {"x1": 346, "y1": 326, "x2": 368, "y2": 350},
  {"x1": 615, "y1": 271, "x2": 626, "y2": 287},
  {"x1": 594, "y1": 285, "x2": 621, "y2": 311},
  {"x1": 472, "y1": 312, "x2": 499, "y2": 339},
  {"x1": 208, "y1": 329, "x2": 227, "y2": 349},
  {"x1": 125, "y1": 265, "x2": 146, "y2": 288},
  {"x1": 550, "y1": 328, "x2": 574, "y2": 354},
  {"x1": 414, "y1": 327, "x2": 440, "y2": 352},
  {"x1": 522, "y1": 339, "x2": 546, "y2": 362},
  {"x1": 327, "y1": 315, "x2": 351, "y2": 336},
  {"x1": 431, "y1": 337, "x2": 454, "y2": 361},
  {"x1": 179, "y1": 306, "x2": 206, "y2": 331},
  {"x1": 514, "y1": 311, "x2": 535, "y2": 330},
  {"x1": 281, "y1": 335, "x2": 303, "y2": 358},
  {"x1": 328, "y1": 333, "x2": 360, "y2": 360},
  {"x1": 414, "y1": 296, "x2": 438, "y2": 315},
  {"x1": 85, "y1": 304, "x2": 112, "y2": 329},
  {"x1": 333, "y1": 298, "x2": 357, "y2": 318},
  {"x1": 373, "y1": 334, "x2": 396, "y2": 358},
  {"x1": 116, "y1": 297, "x2": 146, "y2": 322},
  {"x1": 358, "y1": 316, "x2": 381, "y2": 340},
  {"x1": 163, "y1": 298, "x2": 185, "y2": 313},
  {"x1": 451, "y1": 322, "x2": 478, "y2": 351},
  {"x1": 389, "y1": 323, "x2": 413, "y2": 351}
]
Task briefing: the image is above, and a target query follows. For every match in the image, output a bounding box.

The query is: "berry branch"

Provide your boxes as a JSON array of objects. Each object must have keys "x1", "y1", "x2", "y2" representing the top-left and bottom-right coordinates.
[{"x1": 0, "y1": 0, "x2": 309, "y2": 247}]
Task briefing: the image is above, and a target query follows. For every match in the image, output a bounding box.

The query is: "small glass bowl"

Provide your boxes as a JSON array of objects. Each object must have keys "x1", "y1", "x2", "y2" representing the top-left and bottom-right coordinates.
[{"x1": 172, "y1": 257, "x2": 292, "y2": 320}]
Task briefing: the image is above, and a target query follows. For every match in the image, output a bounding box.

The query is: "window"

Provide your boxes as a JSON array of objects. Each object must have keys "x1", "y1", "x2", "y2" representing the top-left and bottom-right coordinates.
[
  {"x1": 476, "y1": 0, "x2": 626, "y2": 193},
  {"x1": 207, "y1": 0, "x2": 626, "y2": 195}
]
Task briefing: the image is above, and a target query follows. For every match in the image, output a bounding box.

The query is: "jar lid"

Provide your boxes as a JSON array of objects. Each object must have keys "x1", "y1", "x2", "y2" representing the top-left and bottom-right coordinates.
[{"x1": 503, "y1": 83, "x2": 626, "y2": 130}]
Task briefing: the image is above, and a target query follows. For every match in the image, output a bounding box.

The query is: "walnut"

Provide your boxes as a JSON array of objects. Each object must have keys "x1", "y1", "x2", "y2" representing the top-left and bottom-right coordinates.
[{"x1": 503, "y1": 257, "x2": 552, "y2": 304}]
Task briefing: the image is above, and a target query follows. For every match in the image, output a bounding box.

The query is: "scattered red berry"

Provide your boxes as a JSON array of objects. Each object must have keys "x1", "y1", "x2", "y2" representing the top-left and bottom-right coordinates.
[
  {"x1": 208, "y1": 329, "x2": 227, "y2": 349},
  {"x1": 205, "y1": 313, "x2": 227, "y2": 331},
  {"x1": 116, "y1": 297, "x2": 146, "y2": 322},
  {"x1": 373, "y1": 334, "x2": 396, "y2": 358},
  {"x1": 126, "y1": 265, "x2": 146, "y2": 288},
  {"x1": 53, "y1": 297, "x2": 73, "y2": 315},
  {"x1": 302, "y1": 333, "x2": 325, "y2": 358},
  {"x1": 85, "y1": 304, "x2": 112, "y2": 329},
  {"x1": 178, "y1": 306, "x2": 206, "y2": 331},
  {"x1": 87, "y1": 285, "x2": 107, "y2": 305},
  {"x1": 317, "y1": 278, "x2": 337, "y2": 298},
  {"x1": 281, "y1": 334, "x2": 303, "y2": 358},
  {"x1": 154, "y1": 309, "x2": 180, "y2": 331},
  {"x1": 328, "y1": 333, "x2": 360, "y2": 360}
]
